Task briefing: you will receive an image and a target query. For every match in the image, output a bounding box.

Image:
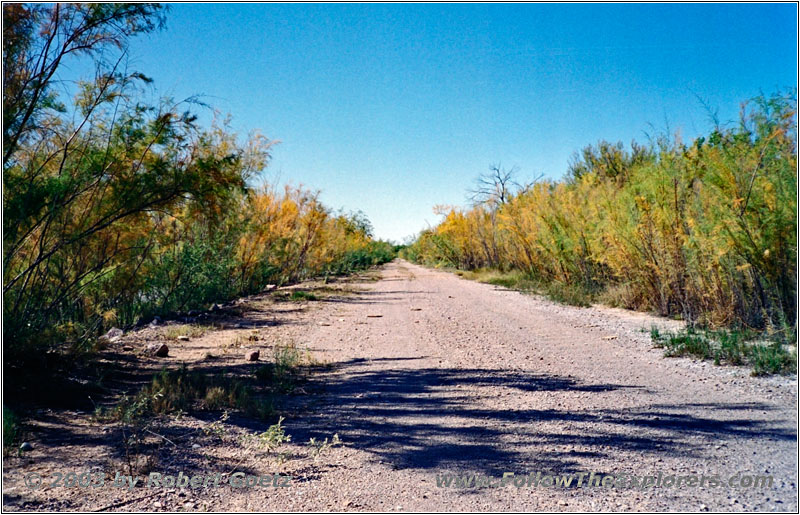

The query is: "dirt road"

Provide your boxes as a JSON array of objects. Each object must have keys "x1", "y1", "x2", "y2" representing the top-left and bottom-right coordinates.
[
  {"x1": 282, "y1": 259, "x2": 798, "y2": 512},
  {"x1": 4, "y1": 259, "x2": 797, "y2": 512}
]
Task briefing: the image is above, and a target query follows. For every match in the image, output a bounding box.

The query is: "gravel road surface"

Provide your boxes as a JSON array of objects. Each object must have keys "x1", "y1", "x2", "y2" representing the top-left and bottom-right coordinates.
[{"x1": 280, "y1": 260, "x2": 797, "y2": 512}]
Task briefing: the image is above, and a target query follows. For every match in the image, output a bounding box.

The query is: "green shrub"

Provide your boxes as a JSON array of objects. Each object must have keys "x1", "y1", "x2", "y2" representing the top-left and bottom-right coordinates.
[
  {"x1": 3, "y1": 407, "x2": 20, "y2": 449},
  {"x1": 290, "y1": 291, "x2": 318, "y2": 301},
  {"x1": 651, "y1": 326, "x2": 796, "y2": 375}
]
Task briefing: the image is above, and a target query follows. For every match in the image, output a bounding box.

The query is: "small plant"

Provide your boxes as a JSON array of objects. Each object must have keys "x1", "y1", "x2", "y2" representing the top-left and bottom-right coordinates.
[
  {"x1": 203, "y1": 411, "x2": 230, "y2": 441},
  {"x1": 660, "y1": 327, "x2": 714, "y2": 359},
  {"x1": 102, "y1": 366, "x2": 273, "y2": 421},
  {"x1": 3, "y1": 406, "x2": 20, "y2": 451},
  {"x1": 544, "y1": 281, "x2": 593, "y2": 308},
  {"x1": 290, "y1": 290, "x2": 318, "y2": 301},
  {"x1": 163, "y1": 324, "x2": 210, "y2": 340},
  {"x1": 650, "y1": 326, "x2": 664, "y2": 345},
  {"x1": 243, "y1": 416, "x2": 291, "y2": 453},
  {"x1": 271, "y1": 342, "x2": 303, "y2": 392},
  {"x1": 750, "y1": 341, "x2": 797, "y2": 376},
  {"x1": 307, "y1": 433, "x2": 342, "y2": 461},
  {"x1": 650, "y1": 326, "x2": 797, "y2": 375}
]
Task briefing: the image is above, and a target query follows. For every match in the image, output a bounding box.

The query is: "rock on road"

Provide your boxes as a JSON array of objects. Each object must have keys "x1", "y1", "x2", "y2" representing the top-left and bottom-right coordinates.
[{"x1": 282, "y1": 259, "x2": 797, "y2": 512}]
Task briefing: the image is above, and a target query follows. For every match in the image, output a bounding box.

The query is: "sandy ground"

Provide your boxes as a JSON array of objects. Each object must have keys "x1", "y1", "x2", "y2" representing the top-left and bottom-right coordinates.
[{"x1": 3, "y1": 259, "x2": 797, "y2": 512}]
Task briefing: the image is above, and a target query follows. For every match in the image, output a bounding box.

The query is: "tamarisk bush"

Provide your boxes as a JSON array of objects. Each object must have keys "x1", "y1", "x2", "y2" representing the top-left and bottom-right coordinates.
[
  {"x1": 404, "y1": 92, "x2": 796, "y2": 335},
  {"x1": 3, "y1": 4, "x2": 394, "y2": 362}
]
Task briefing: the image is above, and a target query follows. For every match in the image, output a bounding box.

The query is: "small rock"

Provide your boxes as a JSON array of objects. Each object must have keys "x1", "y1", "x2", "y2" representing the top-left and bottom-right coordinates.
[
  {"x1": 188, "y1": 310, "x2": 200, "y2": 316},
  {"x1": 105, "y1": 327, "x2": 123, "y2": 338},
  {"x1": 122, "y1": 345, "x2": 134, "y2": 351},
  {"x1": 192, "y1": 443, "x2": 201, "y2": 449},
  {"x1": 103, "y1": 327, "x2": 123, "y2": 342},
  {"x1": 366, "y1": 314, "x2": 383, "y2": 318},
  {"x1": 410, "y1": 308, "x2": 422, "y2": 311},
  {"x1": 318, "y1": 322, "x2": 331, "y2": 326},
  {"x1": 153, "y1": 501, "x2": 162, "y2": 508},
  {"x1": 19, "y1": 442, "x2": 33, "y2": 452},
  {"x1": 146, "y1": 343, "x2": 169, "y2": 357},
  {"x1": 177, "y1": 335, "x2": 190, "y2": 341},
  {"x1": 338, "y1": 318, "x2": 345, "y2": 322},
  {"x1": 245, "y1": 350, "x2": 260, "y2": 361},
  {"x1": 211, "y1": 303, "x2": 222, "y2": 312}
]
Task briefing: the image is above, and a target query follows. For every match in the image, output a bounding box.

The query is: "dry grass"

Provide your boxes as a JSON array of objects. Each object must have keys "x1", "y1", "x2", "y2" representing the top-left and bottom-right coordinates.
[{"x1": 162, "y1": 324, "x2": 214, "y2": 340}]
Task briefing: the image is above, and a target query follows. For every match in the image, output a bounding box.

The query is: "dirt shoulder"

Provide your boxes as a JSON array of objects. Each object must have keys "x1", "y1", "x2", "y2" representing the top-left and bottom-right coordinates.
[{"x1": 3, "y1": 260, "x2": 797, "y2": 512}]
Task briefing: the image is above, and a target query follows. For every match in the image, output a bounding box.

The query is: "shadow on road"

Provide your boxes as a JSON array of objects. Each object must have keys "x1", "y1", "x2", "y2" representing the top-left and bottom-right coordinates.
[{"x1": 279, "y1": 357, "x2": 795, "y2": 475}]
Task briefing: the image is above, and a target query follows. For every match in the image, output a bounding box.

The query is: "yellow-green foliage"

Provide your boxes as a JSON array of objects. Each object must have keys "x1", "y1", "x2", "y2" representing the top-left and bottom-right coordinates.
[
  {"x1": 405, "y1": 93, "x2": 797, "y2": 332},
  {"x1": 2, "y1": 4, "x2": 395, "y2": 359}
]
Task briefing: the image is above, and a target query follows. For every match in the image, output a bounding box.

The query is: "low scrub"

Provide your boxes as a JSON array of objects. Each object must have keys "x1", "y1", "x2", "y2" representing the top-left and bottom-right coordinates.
[
  {"x1": 101, "y1": 342, "x2": 306, "y2": 423},
  {"x1": 289, "y1": 291, "x2": 318, "y2": 301},
  {"x1": 650, "y1": 326, "x2": 796, "y2": 376},
  {"x1": 100, "y1": 367, "x2": 271, "y2": 422},
  {"x1": 163, "y1": 324, "x2": 212, "y2": 340},
  {"x1": 254, "y1": 342, "x2": 304, "y2": 392},
  {"x1": 457, "y1": 269, "x2": 593, "y2": 307},
  {"x1": 3, "y1": 406, "x2": 20, "y2": 451}
]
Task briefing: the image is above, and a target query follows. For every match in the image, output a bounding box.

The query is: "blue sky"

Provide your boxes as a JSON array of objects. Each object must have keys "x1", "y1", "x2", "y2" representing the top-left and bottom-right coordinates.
[{"x1": 114, "y1": 3, "x2": 795, "y2": 242}]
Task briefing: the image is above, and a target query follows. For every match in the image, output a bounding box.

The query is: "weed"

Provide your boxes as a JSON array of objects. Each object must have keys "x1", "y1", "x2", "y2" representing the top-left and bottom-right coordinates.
[
  {"x1": 236, "y1": 416, "x2": 293, "y2": 465},
  {"x1": 203, "y1": 411, "x2": 231, "y2": 441},
  {"x1": 290, "y1": 291, "x2": 318, "y2": 301},
  {"x1": 255, "y1": 416, "x2": 291, "y2": 451},
  {"x1": 543, "y1": 281, "x2": 593, "y2": 308},
  {"x1": 98, "y1": 366, "x2": 271, "y2": 422},
  {"x1": 650, "y1": 326, "x2": 797, "y2": 375},
  {"x1": 650, "y1": 326, "x2": 663, "y2": 345},
  {"x1": 3, "y1": 406, "x2": 20, "y2": 450},
  {"x1": 457, "y1": 269, "x2": 593, "y2": 307},
  {"x1": 750, "y1": 342, "x2": 797, "y2": 376},
  {"x1": 254, "y1": 342, "x2": 303, "y2": 392},
  {"x1": 307, "y1": 433, "x2": 342, "y2": 461},
  {"x1": 163, "y1": 324, "x2": 210, "y2": 340}
]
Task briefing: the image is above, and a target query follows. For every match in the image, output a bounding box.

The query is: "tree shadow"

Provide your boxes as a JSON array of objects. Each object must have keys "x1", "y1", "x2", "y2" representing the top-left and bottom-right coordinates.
[{"x1": 265, "y1": 356, "x2": 796, "y2": 475}]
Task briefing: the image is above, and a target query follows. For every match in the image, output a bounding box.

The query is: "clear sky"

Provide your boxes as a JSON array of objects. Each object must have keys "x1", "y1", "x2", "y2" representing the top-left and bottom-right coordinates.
[{"x1": 117, "y1": 3, "x2": 796, "y2": 242}]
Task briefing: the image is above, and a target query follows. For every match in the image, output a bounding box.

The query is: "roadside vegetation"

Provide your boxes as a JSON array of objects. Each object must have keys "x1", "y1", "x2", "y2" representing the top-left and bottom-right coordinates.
[
  {"x1": 650, "y1": 326, "x2": 795, "y2": 376},
  {"x1": 97, "y1": 341, "x2": 305, "y2": 425},
  {"x1": 87, "y1": 339, "x2": 307, "y2": 476},
  {"x1": 403, "y1": 92, "x2": 797, "y2": 374},
  {"x1": 2, "y1": 4, "x2": 395, "y2": 370}
]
